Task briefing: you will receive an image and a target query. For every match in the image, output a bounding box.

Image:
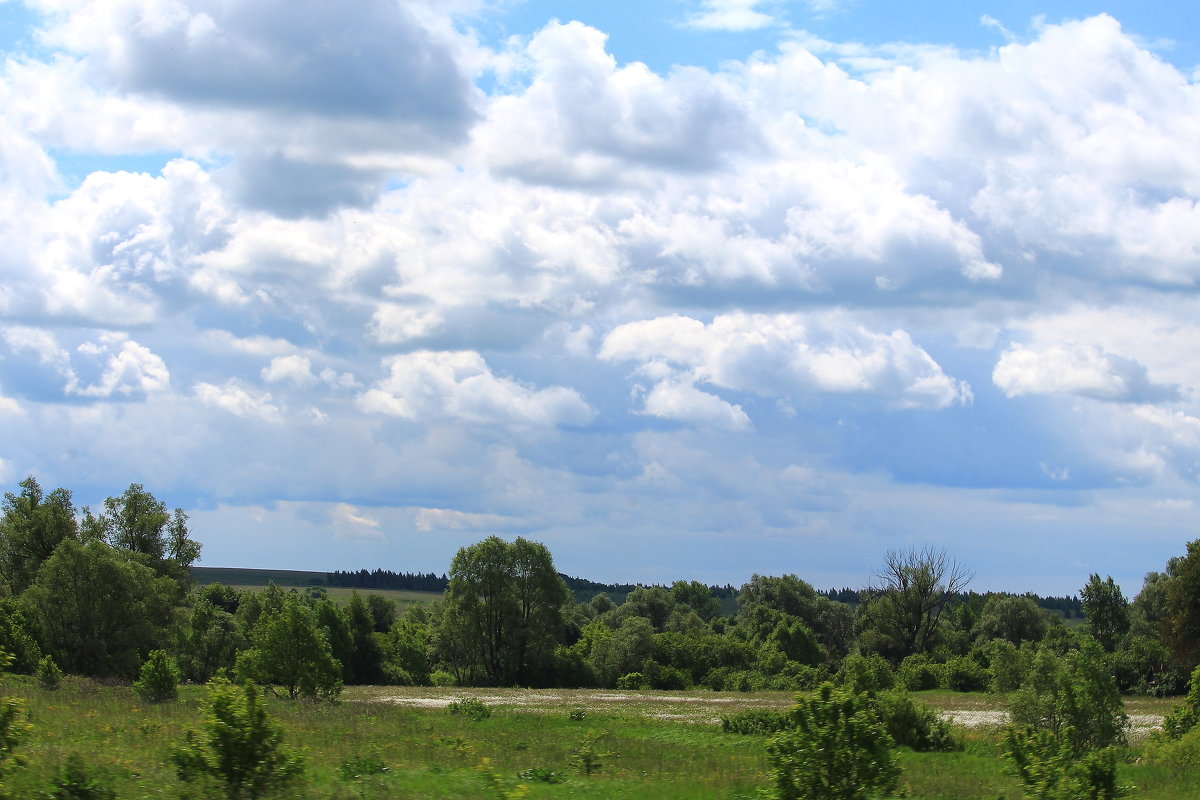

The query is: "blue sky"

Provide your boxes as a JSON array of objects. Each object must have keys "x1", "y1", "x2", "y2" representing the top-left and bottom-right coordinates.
[{"x1": 1, "y1": 0, "x2": 1199, "y2": 596}]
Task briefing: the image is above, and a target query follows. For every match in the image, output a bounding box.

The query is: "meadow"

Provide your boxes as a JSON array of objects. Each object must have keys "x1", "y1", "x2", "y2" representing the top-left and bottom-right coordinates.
[{"x1": 2, "y1": 675, "x2": 1197, "y2": 800}]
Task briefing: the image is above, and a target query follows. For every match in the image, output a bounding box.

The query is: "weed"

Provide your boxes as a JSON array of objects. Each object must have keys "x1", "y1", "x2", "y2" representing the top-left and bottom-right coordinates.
[
  {"x1": 41, "y1": 753, "x2": 117, "y2": 800},
  {"x1": 569, "y1": 731, "x2": 611, "y2": 776},
  {"x1": 337, "y1": 755, "x2": 391, "y2": 781},
  {"x1": 448, "y1": 696, "x2": 492, "y2": 721}
]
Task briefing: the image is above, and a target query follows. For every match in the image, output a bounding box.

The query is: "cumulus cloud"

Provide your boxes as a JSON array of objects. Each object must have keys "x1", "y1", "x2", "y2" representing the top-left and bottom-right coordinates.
[
  {"x1": 358, "y1": 350, "x2": 595, "y2": 428},
  {"x1": 414, "y1": 507, "x2": 523, "y2": 532},
  {"x1": 67, "y1": 333, "x2": 170, "y2": 397},
  {"x1": 993, "y1": 342, "x2": 1178, "y2": 403},
  {"x1": 601, "y1": 312, "x2": 971, "y2": 414},
  {"x1": 195, "y1": 380, "x2": 283, "y2": 422},
  {"x1": 261, "y1": 355, "x2": 315, "y2": 386},
  {"x1": 684, "y1": 0, "x2": 778, "y2": 31},
  {"x1": 331, "y1": 502, "x2": 384, "y2": 541},
  {"x1": 642, "y1": 379, "x2": 752, "y2": 431}
]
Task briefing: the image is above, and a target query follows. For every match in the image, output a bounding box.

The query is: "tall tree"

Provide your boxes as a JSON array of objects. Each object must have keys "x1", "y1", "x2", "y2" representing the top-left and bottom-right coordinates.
[
  {"x1": 1163, "y1": 539, "x2": 1200, "y2": 672},
  {"x1": 81, "y1": 483, "x2": 201, "y2": 583},
  {"x1": 438, "y1": 536, "x2": 569, "y2": 686},
  {"x1": 0, "y1": 476, "x2": 77, "y2": 595},
  {"x1": 861, "y1": 546, "x2": 972, "y2": 661},
  {"x1": 235, "y1": 594, "x2": 342, "y2": 700},
  {"x1": 1080, "y1": 574, "x2": 1130, "y2": 652}
]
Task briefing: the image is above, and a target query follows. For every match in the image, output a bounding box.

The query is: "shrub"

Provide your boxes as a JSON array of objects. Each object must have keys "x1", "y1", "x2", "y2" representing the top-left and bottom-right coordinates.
[
  {"x1": 1009, "y1": 642, "x2": 1128, "y2": 753},
  {"x1": 987, "y1": 639, "x2": 1028, "y2": 693},
  {"x1": 943, "y1": 654, "x2": 988, "y2": 692},
  {"x1": 41, "y1": 753, "x2": 117, "y2": 800},
  {"x1": 1004, "y1": 726, "x2": 1123, "y2": 800},
  {"x1": 897, "y1": 654, "x2": 942, "y2": 691},
  {"x1": 448, "y1": 697, "x2": 492, "y2": 721},
  {"x1": 430, "y1": 670, "x2": 457, "y2": 687},
  {"x1": 615, "y1": 672, "x2": 647, "y2": 690},
  {"x1": 720, "y1": 708, "x2": 792, "y2": 735},
  {"x1": 874, "y1": 689, "x2": 959, "y2": 752},
  {"x1": 1, "y1": 696, "x2": 31, "y2": 781},
  {"x1": 1158, "y1": 664, "x2": 1200, "y2": 740},
  {"x1": 765, "y1": 683, "x2": 900, "y2": 800},
  {"x1": 132, "y1": 649, "x2": 180, "y2": 703},
  {"x1": 170, "y1": 676, "x2": 305, "y2": 800},
  {"x1": 1144, "y1": 725, "x2": 1200, "y2": 773},
  {"x1": 569, "y1": 732, "x2": 609, "y2": 777},
  {"x1": 836, "y1": 654, "x2": 894, "y2": 695},
  {"x1": 36, "y1": 655, "x2": 62, "y2": 690}
]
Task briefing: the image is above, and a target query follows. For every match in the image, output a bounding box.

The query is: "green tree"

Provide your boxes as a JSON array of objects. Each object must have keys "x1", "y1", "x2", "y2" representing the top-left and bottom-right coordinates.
[
  {"x1": 346, "y1": 591, "x2": 385, "y2": 684},
  {"x1": 670, "y1": 580, "x2": 720, "y2": 621},
  {"x1": 1080, "y1": 574, "x2": 1130, "y2": 653},
  {"x1": 0, "y1": 476, "x2": 77, "y2": 596},
  {"x1": 1162, "y1": 539, "x2": 1200, "y2": 672},
  {"x1": 973, "y1": 595, "x2": 1049, "y2": 646},
  {"x1": 765, "y1": 683, "x2": 900, "y2": 800},
  {"x1": 171, "y1": 676, "x2": 304, "y2": 799},
  {"x1": 235, "y1": 595, "x2": 342, "y2": 700},
  {"x1": 438, "y1": 536, "x2": 569, "y2": 686},
  {"x1": 133, "y1": 649, "x2": 181, "y2": 703},
  {"x1": 22, "y1": 539, "x2": 177, "y2": 677},
  {"x1": 860, "y1": 546, "x2": 972, "y2": 661},
  {"x1": 180, "y1": 596, "x2": 243, "y2": 683},
  {"x1": 80, "y1": 483, "x2": 201, "y2": 583}
]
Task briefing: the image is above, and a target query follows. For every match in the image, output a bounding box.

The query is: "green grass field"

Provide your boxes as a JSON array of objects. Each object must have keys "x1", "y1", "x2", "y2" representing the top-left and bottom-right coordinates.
[
  {"x1": 190, "y1": 566, "x2": 443, "y2": 609},
  {"x1": 2, "y1": 676, "x2": 1196, "y2": 800}
]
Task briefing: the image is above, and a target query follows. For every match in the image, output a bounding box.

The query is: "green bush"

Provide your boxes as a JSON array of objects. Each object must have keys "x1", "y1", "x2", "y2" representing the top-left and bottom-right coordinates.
[
  {"x1": 1144, "y1": 725, "x2": 1200, "y2": 772},
  {"x1": 1009, "y1": 642, "x2": 1128, "y2": 753},
  {"x1": 429, "y1": 670, "x2": 457, "y2": 687},
  {"x1": 943, "y1": 654, "x2": 988, "y2": 692},
  {"x1": 615, "y1": 672, "x2": 647, "y2": 690},
  {"x1": 41, "y1": 753, "x2": 117, "y2": 800},
  {"x1": 720, "y1": 708, "x2": 792, "y2": 735},
  {"x1": 986, "y1": 639, "x2": 1028, "y2": 693},
  {"x1": 132, "y1": 649, "x2": 180, "y2": 703},
  {"x1": 1004, "y1": 726, "x2": 1123, "y2": 800},
  {"x1": 873, "y1": 689, "x2": 959, "y2": 752},
  {"x1": 765, "y1": 683, "x2": 900, "y2": 800},
  {"x1": 1158, "y1": 664, "x2": 1200, "y2": 741},
  {"x1": 897, "y1": 654, "x2": 942, "y2": 691},
  {"x1": 447, "y1": 697, "x2": 492, "y2": 721},
  {"x1": 1, "y1": 695, "x2": 31, "y2": 781},
  {"x1": 836, "y1": 654, "x2": 894, "y2": 696},
  {"x1": 170, "y1": 676, "x2": 305, "y2": 800},
  {"x1": 36, "y1": 655, "x2": 62, "y2": 690}
]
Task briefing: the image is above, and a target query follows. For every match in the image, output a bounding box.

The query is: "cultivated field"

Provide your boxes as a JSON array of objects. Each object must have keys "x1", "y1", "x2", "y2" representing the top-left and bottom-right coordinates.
[{"x1": 1, "y1": 676, "x2": 1196, "y2": 800}]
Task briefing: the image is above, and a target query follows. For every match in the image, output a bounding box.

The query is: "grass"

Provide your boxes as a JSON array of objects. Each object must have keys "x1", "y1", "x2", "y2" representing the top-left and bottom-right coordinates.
[{"x1": 1, "y1": 676, "x2": 1194, "y2": 799}]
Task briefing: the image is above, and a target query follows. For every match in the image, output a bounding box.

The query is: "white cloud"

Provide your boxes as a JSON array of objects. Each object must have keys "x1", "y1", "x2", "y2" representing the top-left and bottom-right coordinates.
[
  {"x1": 601, "y1": 312, "x2": 971, "y2": 410},
  {"x1": 261, "y1": 355, "x2": 315, "y2": 386},
  {"x1": 194, "y1": 380, "x2": 283, "y2": 422},
  {"x1": 993, "y1": 342, "x2": 1177, "y2": 403},
  {"x1": 685, "y1": 1, "x2": 777, "y2": 32},
  {"x1": 414, "y1": 507, "x2": 522, "y2": 531},
  {"x1": 358, "y1": 350, "x2": 595, "y2": 428},
  {"x1": 370, "y1": 305, "x2": 444, "y2": 344},
  {"x1": 642, "y1": 379, "x2": 752, "y2": 431},
  {"x1": 331, "y1": 502, "x2": 384, "y2": 541},
  {"x1": 67, "y1": 333, "x2": 170, "y2": 397}
]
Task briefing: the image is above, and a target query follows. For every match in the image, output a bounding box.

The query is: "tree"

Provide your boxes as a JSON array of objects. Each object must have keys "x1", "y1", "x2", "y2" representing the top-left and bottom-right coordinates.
[
  {"x1": 235, "y1": 595, "x2": 342, "y2": 700},
  {"x1": 133, "y1": 649, "x2": 181, "y2": 703},
  {"x1": 670, "y1": 580, "x2": 720, "y2": 622},
  {"x1": 171, "y1": 676, "x2": 305, "y2": 799},
  {"x1": 973, "y1": 595, "x2": 1049, "y2": 646},
  {"x1": 765, "y1": 683, "x2": 900, "y2": 800},
  {"x1": 0, "y1": 476, "x2": 77, "y2": 595},
  {"x1": 438, "y1": 536, "x2": 570, "y2": 686},
  {"x1": 1162, "y1": 539, "x2": 1200, "y2": 672},
  {"x1": 345, "y1": 591, "x2": 385, "y2": 684},
  {"x1": 180, "y1": 596, "x2": 243, "y2": 683},
  {"x1": 22, "y1": 538, "x2": 177, "y2": 677},
  {"x1": 81, "y1": 483, "x2": 201, "y2": 583},
  {"x1": 1080, "y1": 574, "x2": 1130, "y2": 652},
  {"x1": 861, "y1": 546, "x2": 972, "y2": 661}
]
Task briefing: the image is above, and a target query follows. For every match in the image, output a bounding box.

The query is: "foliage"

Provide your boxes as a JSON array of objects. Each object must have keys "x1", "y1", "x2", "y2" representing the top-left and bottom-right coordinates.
[
  {"x1": 987, "y1": 639, "x2": 1031, "y2": 693},
  {"x1": 974, "y1": 595, "x2": 1049, "y2": 646},
  {"x1": 943, "y1": 654, "x2": 988, "y2": 692},
  {"x1": 897, "y1": 653, "x2": 943, "y2": 691},
  {"x1": 874, "y1": 688, "x2": 959, "y2": 752},
  {"x1": 569, "y1": 732, "x2": 610, "y2": 777},
  {"x1": 35, "y1": 655, "x2": 61, "y2": 690},
  {"x1": 615, "y1": 671, "x2": 646, "y2": 689},
  {"x1": 1004, "y1": 726, "x2": 1123, "y2": 800},
  {"x1": 1144, "y1": 725, "x2": 1200, "y2": 773},
  {"x1": 22, "y1": 539, "x2": 178, "y2": 677},
  {"x1": 0, "y1": 696, "x2": 30, "y2": 781},
  {"x1": 447, "y1": 697, "x2": 492, "y2": 721},
  {"x1": 0, "y1": 477, "x2": 77, "y2": 596},
  {"x1": 837, "y1": 653, "x2": 895, "y2": 695},
  {"x1": 720, "y1": 708, "x2": 792, "y2": 735},
  {"x1": 0, "y1": 598, "x2": 42, "y2": 675},
  {"x1": 517, "y1": 766, "x2": 565, "y2": 783},
  {"x1": 1080, "y1": 575, "x2": 1130, "y2": 653},
  {"x1": 1158, "y1": 664, "x2": 1200, "y2": 740},
  {"x1": 336, "y1": 755, "x2": 390, "y2": 781},
  {"x1": 170, "y1": 677, "x2": 305, "y2": 800},
  {"x1": 79, "y1": 483, "x2": 201, "y2": 582},
  {"x1": 179, "y1": 595, "x2": 242, "y2": 683},
  {"x1": 132, "y1": 649, "x2": 180, "y2": 703},
  {"x1": 765, "y1": 683, "x2": 900, "y2": 800},
  {"x1": 234, "y1": 594, "x2": 343, "y2": 701},
  {"x1": 1162, "y1": 539, "x2": 1200, "y2": 672},
  {"x1": 860, "y1": 546, "x2": 972, "y2": 661},
  {"x1": 1009, "y1": 641, "x2": 1129, "y2": 754},
  {"x1": 40, "y1": 753, "x2": 117, "y2": 800}
]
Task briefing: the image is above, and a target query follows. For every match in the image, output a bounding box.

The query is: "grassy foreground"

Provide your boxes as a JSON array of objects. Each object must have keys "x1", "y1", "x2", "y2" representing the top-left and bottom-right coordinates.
[{"x1": 2, "y1": 677, "x2": 1198, "y2": 800}]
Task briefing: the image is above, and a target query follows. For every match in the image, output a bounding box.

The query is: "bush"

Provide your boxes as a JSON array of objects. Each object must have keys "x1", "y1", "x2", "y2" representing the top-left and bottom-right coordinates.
[
  {"x1": 132, "y1": 650, "x2": 180, "y2": 703},
  {"x1": 874, "y1": 689, "x2": 959, "y2": 752},
  {"x1": 836, "y1": 654, "x2": 894, "y2": 695},
  {"x1": 170, "y1": 676, "x2": 305, "y2": 800},
  {"x1": 1, "y1": 696, "x2": 31, "y2": 781},
  {"x1": 36, "y1": 655, "x2": 62, "y2": 690},
  {"x1": 765, "y1": 683, "x2": 900, "y2": 800},
  {"x1": 943, "y1": 654, "x2": 988, "y2": 692},
  {"x1": 1009, "y1": 642, "x2": 1128, "y2": 753},
  {"x1": 430, "y1": 670, "x2": 457, "y2": 687},
  {"x1": 615, "y1": 672, "x2": 647, "y2": 690},
  {"x1": 1004, "y1": 726, "x2": 1123, "y2": 800},
  {"x1": 41, "y1": 753, "x2": 117, "y2": 800},
  {"x1": 986, "y1": 639, "x2": 1029, "y2": 693},
  {"x1": 1158, "y1": 664, "x2": 1200, "y2": 740},
  {"x1": 1145, "y1": 725, "x2": 1200, "y2": 773},
  {"x1": 720, "y1": 708, "x2": 792, "y2": 735},
  {"x1": 447, "y1": 697, "x2": 492, "y2": 721},
  {"x1": 897, "y1": 654, "x2": 942, "y2": 691}
]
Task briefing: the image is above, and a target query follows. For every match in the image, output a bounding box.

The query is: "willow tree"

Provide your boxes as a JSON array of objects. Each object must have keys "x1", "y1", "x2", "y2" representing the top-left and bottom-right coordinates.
[{"x1": 438, "y1": 537, "x2": 570, "y2": 686}]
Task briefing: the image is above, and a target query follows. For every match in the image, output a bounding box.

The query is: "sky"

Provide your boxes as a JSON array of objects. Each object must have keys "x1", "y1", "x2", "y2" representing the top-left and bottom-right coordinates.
[{"x1": 1, "y1": 1, "x2": 1199, "y2": 596}]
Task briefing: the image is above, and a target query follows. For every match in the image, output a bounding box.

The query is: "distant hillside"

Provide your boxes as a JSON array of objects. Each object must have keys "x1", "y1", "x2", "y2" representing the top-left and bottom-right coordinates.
[{"x1": 191, "y1": 566, "x2": 328, "y2": 587}]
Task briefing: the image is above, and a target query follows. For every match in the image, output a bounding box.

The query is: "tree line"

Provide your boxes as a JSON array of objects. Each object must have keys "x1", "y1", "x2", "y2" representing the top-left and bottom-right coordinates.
[{"x1": 2, "y1": 476, "x2": 1199, "y2": 703}]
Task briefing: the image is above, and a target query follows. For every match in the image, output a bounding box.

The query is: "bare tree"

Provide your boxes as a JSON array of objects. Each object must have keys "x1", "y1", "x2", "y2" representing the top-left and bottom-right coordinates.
[{"x1": 864, "y1": 546, "x2": 973, "y2": 660}]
